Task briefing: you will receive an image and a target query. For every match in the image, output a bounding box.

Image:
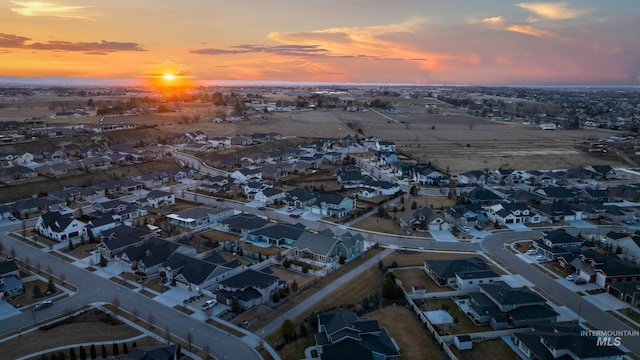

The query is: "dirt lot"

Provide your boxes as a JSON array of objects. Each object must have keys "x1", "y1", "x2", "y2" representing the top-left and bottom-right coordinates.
[
  {"x1": 352, "y1": 216, "x2": 406, "y2": 235},
  {"x1": 368, "y1": 306, "x2": 442, "y2": 360}
]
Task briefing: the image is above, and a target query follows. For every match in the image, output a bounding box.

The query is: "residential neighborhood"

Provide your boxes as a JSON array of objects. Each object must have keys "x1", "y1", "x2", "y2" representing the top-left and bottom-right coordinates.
[{"x1": 1, "y1": 84, "x2": 640, "y2": 360}]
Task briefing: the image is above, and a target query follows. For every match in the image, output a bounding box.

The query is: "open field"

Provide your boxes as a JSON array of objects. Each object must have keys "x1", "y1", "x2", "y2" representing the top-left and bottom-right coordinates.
[
  {"x1": 327, "y1": 108, "x2": 631, "y2": 172},
  {"x1": 383, "y1": 250, "x2": 475, "y2": 268},
  {"x1": 3, "y1": 97, "x2": 628, "y2": 178},
  {"x1": 0, "y1": 316, "x2": 161, "y2": 360},
  {"x1": 368, "y1": 306, "x2": 442, "y2": 360},
  {"x1": 352, "y1": 216, "x2": 406, "y2": 235}
]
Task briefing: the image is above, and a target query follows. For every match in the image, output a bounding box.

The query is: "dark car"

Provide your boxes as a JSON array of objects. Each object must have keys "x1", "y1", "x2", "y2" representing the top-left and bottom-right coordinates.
[
  {"x1": 257, "y1": 206, "x2": 266, "y2": 210},
  {"x1": 575, "y1": 278, "x2": 587, "y2": 285},
  {"x1": 33, "y1": 300, "x2": 53, "y2": 310},
  {"x1": 289, "y1": 213, "x2": 301, "y2": 218}
]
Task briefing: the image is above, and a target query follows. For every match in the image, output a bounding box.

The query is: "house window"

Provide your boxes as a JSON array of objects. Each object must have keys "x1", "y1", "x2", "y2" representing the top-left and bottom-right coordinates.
[{"x1": 479, "y1": 280, "x2": 483, "y2": 283}]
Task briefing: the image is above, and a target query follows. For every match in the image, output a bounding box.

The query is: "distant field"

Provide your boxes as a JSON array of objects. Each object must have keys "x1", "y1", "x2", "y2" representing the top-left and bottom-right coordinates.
[{"x1": 1, "y1": 95, "x2": 633, "y2": 175}]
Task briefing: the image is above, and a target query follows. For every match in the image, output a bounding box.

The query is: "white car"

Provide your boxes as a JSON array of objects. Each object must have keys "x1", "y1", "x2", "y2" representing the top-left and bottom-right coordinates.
[
  {"x1": 566, "y1": 274, "x2": 579, "y2": 281},
  {"x1": 458, "y1": 226, "x2": 470, "y2": 233},
  {"x1": 535, "y1": 255, "x2": 546, "y2": 262},
  {"x1": 201, "y1": 299, "x2": 217, "y2": 311},
  {"x1": 526, "y1": 249, "x2": 538, "y2": 255}
]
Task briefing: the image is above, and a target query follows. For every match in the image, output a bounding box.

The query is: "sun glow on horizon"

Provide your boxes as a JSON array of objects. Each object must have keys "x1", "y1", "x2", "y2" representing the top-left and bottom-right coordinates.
[{"x1": 163, "y1": 73, "x2": 175, "y2": 81}]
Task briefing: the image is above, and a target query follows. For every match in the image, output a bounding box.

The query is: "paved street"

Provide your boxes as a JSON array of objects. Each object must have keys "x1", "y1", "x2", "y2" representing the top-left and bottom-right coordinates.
[
  {"x1": 2, "y1": 193, "x2": 639, "y2": 357},
  {"x1": 482, "y1": 231, "x2": 640, "y2": 354},
  {"x1": 0, "y1": 227, "x2": 263, "y2": 360}
]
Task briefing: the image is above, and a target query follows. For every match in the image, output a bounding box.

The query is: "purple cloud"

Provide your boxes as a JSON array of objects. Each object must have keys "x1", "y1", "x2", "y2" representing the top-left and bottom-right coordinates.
[{"x1": 0, "y1": 33, "x2": 145, "y2": 54}]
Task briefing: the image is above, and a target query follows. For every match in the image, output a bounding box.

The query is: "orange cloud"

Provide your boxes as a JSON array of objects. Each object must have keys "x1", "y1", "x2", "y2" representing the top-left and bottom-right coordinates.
[
  {"x1": 10, "y1": 1, "x2": 97, "y2": 20},
  {"x1": 506, "y1": 25, "x2": 555, "y2": 37},
  {"x1": 482, "y1": 16, "x2": 504, "y2": 24},
  {"x1": 515, "y1": 2, "x2": 593, "y2": 21}
]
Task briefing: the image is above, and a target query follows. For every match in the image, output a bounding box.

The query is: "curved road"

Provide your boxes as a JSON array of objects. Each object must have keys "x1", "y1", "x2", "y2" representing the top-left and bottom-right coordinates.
[
  {"x1": 0, "y1": 226, "x2": 262, "y2": 360},
  {"x1": 482, "y1": 229, "x2": 640, "y2": 354}
]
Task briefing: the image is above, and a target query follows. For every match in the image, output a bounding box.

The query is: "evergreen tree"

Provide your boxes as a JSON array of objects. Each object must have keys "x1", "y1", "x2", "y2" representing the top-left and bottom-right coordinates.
[
  {"x1": 47, "y1": 277, "x2": 56, "y2": 293},
  {"x1": 308, "y1": 311, "x2": 318, "y2": 328},
  {"x1": 362, "y1": 296, "x2": 370, "y2": 309},
  {"x1": 280, "y1": 319, "x2": 296, "y2": 342},
  {"x1": 33, "y1": 284, "x2": 41, "y2": 298},
  {"x1": 122, "y1": 343, "x2": 128, "y2": 354},
  {"x1": 132, "y1": 341, "x2": 137, "y2": 348},
  {"x1": 101, "y1": 345, "x2": 106, "y2": 359},
  {"x1": 373, "y1": 291, "x2": 380, "y2": 306},
  {"x1": 112, "y1": 343, "x2": 119, "y2": 356},
  {"x1": 69, "y1": 347, "x2": 76, "y2": 360},
  {"x1": 382, "y1": 277, "x2": 397, "y2": 300},
  {"x1": 90, "y1": 344, "x2": 96, "y2": 360},
  {"x1": 411, "y1": 201, "x2": 417, "y2": 210},
  {"x1": 79, "y1": 346, "x2": 86, "y2": 360},
  {"x1": 299, "y1": 322, "x2": 308, "y2": 337},
  {"x1": 40, "y1": 355, "x2": 48, "y2": 360},
  {"x1": 57, "y1": 351, "x2": 65, "y2": 360}
]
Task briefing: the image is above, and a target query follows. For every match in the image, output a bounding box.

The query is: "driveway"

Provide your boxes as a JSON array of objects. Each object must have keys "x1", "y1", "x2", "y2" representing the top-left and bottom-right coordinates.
[
  {"x1": 567, "y1": 220, "x2": 597, "y2": 229},
  {"x1": 428, "y1": 230, "x2": 458, "y2": 242},
  {"x1": 505, "y1": 223, "x2": 530, "y2": 231}
]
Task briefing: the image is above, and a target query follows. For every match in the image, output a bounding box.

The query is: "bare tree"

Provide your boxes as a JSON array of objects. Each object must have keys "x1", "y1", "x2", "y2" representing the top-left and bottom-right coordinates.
[
  {"x1": 111, "y1": 295, "x2": 121, "y2": 315},
  {"x1": 204, "y1": 307, "x2": 213, "y2": 321},
  {"x1": 46, "y1": 264, "x2": 53, "y2": 275},
  {"x1": 132, "y1": 307, "x2": 140, "y2": 320},
  {"x1": 164, "y1": 325, "x2": 171, "y2": 344},
  {"x1": 10, "y1": 246, "x2": 16, "y2": 259},
  {"x1": 186, "y1": 330, "x2": 194, "y2": 355},
  {"x1": 147, "y1": 311, "x2": 155, "y2": 329},
  {"x1": 58, "y1": 272, "x2": 66, "y2": 284},
  {"x1": 35, "y1": 261, "x2": 41, "y2": 273},
  {"x1": 203, "y1": 343, "x2": 211, "y2": 359},
  {"x1": 25, "y1": 256, "x2": 31, "y2": 267}
]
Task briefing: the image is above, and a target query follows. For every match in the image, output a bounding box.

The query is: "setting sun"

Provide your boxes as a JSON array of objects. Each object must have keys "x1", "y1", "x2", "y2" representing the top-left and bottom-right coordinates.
[{"x1": 163, "y1": 73, "x2": 175, "y2": 81}]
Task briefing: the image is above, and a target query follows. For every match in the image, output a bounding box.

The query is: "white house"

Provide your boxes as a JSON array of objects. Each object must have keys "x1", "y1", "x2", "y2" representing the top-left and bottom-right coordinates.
[
  {"x1": 145, "y1": 190, "x2": 175, "y2": 208},
  {"x1": 36, "y1": 211, "x2": 87, "y2": 242},
  {"x1": 254, "y1": 188, "x2": 285, "y2": 205}
]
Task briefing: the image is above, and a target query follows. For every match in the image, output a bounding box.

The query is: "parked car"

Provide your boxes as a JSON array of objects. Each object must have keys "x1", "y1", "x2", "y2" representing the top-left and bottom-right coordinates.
[
  {"x1": 474, "y1": 224, "x2": 483, "y2": 230},
  {"x1": 458, "y1": 226, "x2": 470, "y2": 233},
  {"x1": 257, "y1": 206, "x2": 266, "y2": 210},
  {"x1": 201, "y1": 299, "x2": 217, "y2": 311},
  {"x1": 575, "y1": 278, "x2": 587, "y2": 285},
  {"x1": 566, "y1": 274, "x2": 579, "y2": 281},
  {"x1": 289, "y1": 213, "x2": 301, "y2": 218},
  {"x1": 33, "y1": 300, "x2": 53, "y2": 310},
  {"x1": 526, "y1": 249, "x2": 538, "y2": 255},
  {"x1": 8, "y1": 215, "x2": 16, "y2": 221},
  {"x1": 287, "y1": 206, "x2": 296, "y2": 212},
  {"x1": 535, "y1": 255, "x2": 546, "y2": 262}
]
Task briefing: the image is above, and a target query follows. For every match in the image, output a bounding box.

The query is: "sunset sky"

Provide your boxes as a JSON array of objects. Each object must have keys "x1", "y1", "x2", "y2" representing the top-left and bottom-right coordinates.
[{"x1": 1, "y1": 1, "x2": 639, "y2": 85}]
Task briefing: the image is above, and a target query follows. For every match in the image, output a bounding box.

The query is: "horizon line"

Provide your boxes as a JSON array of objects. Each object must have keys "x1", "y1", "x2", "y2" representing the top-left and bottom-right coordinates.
[{"x1": 0, "y1": 76, "x2": 638, "y2": 89}]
